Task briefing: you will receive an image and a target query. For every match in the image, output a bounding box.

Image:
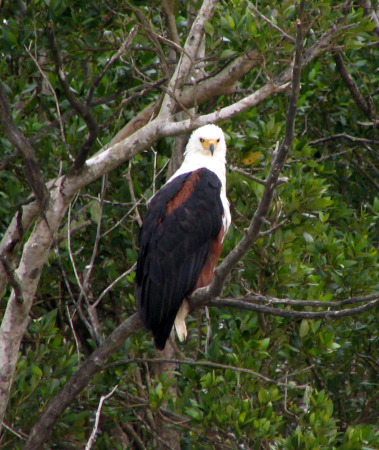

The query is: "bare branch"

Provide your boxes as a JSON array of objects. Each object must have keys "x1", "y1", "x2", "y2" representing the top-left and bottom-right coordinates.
[
  {"x1": 208, "y1": 296, "x2": 379, "y2": 320},
  {"x1": 162, "y1": 0, "x2": 181, "y2": 46},
  {"x1": 126, "y1": 163, "x2": 143, "y2": 227},
  {"x1": 92, "y1": 263, "x2": 137, "y2": 309},
  {"x1": 158, "y1": 0, "x2": 218, "y2": 118},
  {"x1": 125, "y1": 4, "x2": 170, "y2": 77},
  {"x1": 347, "y1": 154, "x2": 379, "y2": 191},
  {"x1": 85, "y1": 384, "x2": 119, "y2": 450},
  {"x1": 222, "y1": 292, "x2": 378, "y2": 308},
  {"x1": 258, "y1": 219, "x2": 289, "y2": 238},
  {"x1": 67, "y1": 201, "x2": 102, "y2": 345},
  {"x1": 309, "y1": 133, "x2": 377, "y2": 146},
  {"x1": 230, "y1": 166, "x2": 267, "y2": 186}
]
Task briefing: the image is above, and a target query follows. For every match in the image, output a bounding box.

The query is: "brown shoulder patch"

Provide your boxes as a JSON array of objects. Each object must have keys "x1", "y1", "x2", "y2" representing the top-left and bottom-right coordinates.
[{"x1": 166, "y1": 170, "x2": 201, "y2": 216}]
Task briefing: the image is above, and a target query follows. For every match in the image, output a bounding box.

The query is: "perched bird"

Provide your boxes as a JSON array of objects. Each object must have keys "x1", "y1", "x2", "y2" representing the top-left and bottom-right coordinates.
[{"x1": 135, "y1": 124, "x2": 231, "y2": 350}]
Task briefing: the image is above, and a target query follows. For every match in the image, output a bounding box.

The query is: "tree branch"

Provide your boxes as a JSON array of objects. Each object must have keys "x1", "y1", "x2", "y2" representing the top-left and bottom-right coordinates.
[
  {"x1": 110, "y1": 358, "x2": 309, "y2": 390},
  {"x1": 248, "y1": 3, "x2": 296, "y2": 44},
  {"x1": 0, "y1": 17, "x2": 342, "y2": 306},
  {"x1": 24, "y1": 313, "x2": 143, "y2": 450},
  {"x1": 0, "y1": 81, "x2": 50, "y2": 213},
  {"x1": 190, "y1": 0, "x2": 306, "y2": 305},
  {"x1": 48, "y1": 25, "x2": 99, "y2": 172},
  {"x1": 208, "y1": 296, "x2": 379, "y2": 320},
  {"x1": 24, "y1": 286, "x2": 377, "y2": 447},
  {"x1": 333, "y1": 51, "x2": 376, "y2": 122},
  {"x1": 309, "y1": 133, "x2": 377, "y2": 146},
  {"x1": 158, "y1": 0, "x2": 218, "y2": 119},
  {"x1": 86, "y1": 25, "x2": 140, "y2": 106}
]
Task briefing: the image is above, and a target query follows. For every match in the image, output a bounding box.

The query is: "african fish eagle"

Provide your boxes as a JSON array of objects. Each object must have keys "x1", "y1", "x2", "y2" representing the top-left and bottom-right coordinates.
[{"x1": 135, "y1": 124, "x2": 231, "y2": 350}]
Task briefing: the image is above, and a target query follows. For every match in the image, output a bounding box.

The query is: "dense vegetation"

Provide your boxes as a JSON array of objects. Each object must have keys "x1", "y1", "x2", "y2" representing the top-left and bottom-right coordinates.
[{"x1": 0, "y1": 0, "x2": 378, "y2": 448}]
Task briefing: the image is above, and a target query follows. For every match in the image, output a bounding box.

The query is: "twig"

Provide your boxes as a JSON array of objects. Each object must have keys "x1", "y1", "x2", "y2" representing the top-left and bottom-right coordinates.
[
  {"x1": 134, "y1": 411, "x2": 172, "y2": 450},
  {"x1": 85, "y1": 384, "x2": 119, "y2": 450},
  {"x1": 2, "y1": 421, "x2": 28, "y2": 441},
  {"x1": 126, "y1": 163, "x2": 143, "y2": 227},
  {"x1": 100, "y1": 77, "x2": 168, "y2": 130},
  {"x1": 66, "y1": 304, "x2": 82, "y2": 362},
  {"x1": 81, "y1": 175, "x2": 107, "y2": 297},
  {"x1": 248, "y1": 3, "x2": 296, "y2": 44},
  {"x1": 162, "y1": 0, "x2": 181, "y2": 46},
  {"x1": 125, "y1": 4, "x2": 170, "y2": 78},
  {"x1": 347, "y1": 154, "x2": 379, "y2": 190},
  {"x1": 87, "y1": 25, "x2": 139, "y2": 105},
  {"x1": 92, "y1": 263, "x2": 137, "y2": 309},
  {"x1": 258, "y1": 219, "x2": 289, "y2": 238},
  {"x1": 231, "y1": 166, "x2": 267, "y2": 186},
  {"x1": 67, "y1": 200, "x2": 101, "y2": 345},
  {"x1": 204, "y1": 306, "x2": 211, "y2": 354},
  {"x1": 54, "y1": 219, "x2": 92, "y2": 245},
  {"x1": 0, "y1": 149, "x2": 20, "y2": 169},
  {"x1": 309, "y1": 133, "x2": 377, "y2": 146}
]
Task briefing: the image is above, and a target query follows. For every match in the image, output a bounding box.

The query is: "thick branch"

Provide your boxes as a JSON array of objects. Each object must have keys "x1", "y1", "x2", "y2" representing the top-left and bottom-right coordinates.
[
  {"x1": 108, "y1": 50, "x2": 261, "y2": 147},
  {"x1": 158, "y1": 0, "x2": 218, "y2": 118},
  {"x1": 24, "y1": 313, "x2": 142, "y2": 450}
]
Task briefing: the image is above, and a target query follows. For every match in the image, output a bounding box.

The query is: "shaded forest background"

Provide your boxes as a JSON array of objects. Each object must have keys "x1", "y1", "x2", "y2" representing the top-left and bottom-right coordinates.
[{"x1": 0, "y1": 0, "x2": 378, "y2": 448}]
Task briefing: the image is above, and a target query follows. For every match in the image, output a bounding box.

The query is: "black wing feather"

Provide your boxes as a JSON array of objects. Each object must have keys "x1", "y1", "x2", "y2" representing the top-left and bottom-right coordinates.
[{"x1": 135, "y1": 168, "x2": 223, "y2": 349}]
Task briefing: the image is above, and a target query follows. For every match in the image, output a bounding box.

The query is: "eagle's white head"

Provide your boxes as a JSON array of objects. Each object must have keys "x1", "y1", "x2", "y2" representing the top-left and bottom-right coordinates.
[
  {"x1": 185, "y1": 124, "x2": 227, "y2": 161},
  {"x1": 170, "y1": 124, "x2": 227, "y2": 182}
]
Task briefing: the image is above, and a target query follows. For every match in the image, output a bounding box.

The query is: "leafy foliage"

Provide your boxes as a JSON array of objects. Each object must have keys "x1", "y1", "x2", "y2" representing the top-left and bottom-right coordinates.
[{"x1": 0, "y1": 0, "x2": 378, "y2": 448}]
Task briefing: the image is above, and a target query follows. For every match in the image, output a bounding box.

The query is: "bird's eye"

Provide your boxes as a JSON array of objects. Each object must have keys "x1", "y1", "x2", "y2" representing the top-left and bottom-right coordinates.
[
  {"x1": 217, "y1": 138, "x2": 220, "y2": 143},
  {"x1": 200, "y1": 138, "x2": 204, "y2": 143}
]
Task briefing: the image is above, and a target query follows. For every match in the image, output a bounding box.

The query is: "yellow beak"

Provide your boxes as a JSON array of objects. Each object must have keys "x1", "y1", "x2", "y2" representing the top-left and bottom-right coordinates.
[{"x1": 202, "y1": 139, "x2": 218, "y2": 155}]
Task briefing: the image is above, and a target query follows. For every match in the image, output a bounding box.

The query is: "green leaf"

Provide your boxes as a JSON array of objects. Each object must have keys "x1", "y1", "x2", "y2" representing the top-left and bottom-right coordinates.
[{"x1": 299, "y1": 319, "x2": 310, "y2": 338}]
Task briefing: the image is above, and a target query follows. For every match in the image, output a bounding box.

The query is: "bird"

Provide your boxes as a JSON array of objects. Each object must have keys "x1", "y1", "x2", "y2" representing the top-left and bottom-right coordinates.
[{"x1": 135, "y1": 124, "x2": 231, "y2": 350}]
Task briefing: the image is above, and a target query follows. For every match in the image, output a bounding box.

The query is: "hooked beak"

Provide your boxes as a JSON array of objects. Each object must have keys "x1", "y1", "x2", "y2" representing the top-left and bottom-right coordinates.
[{"x1": 209, "y1": 143, "x2": 215, "y2": 155}]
